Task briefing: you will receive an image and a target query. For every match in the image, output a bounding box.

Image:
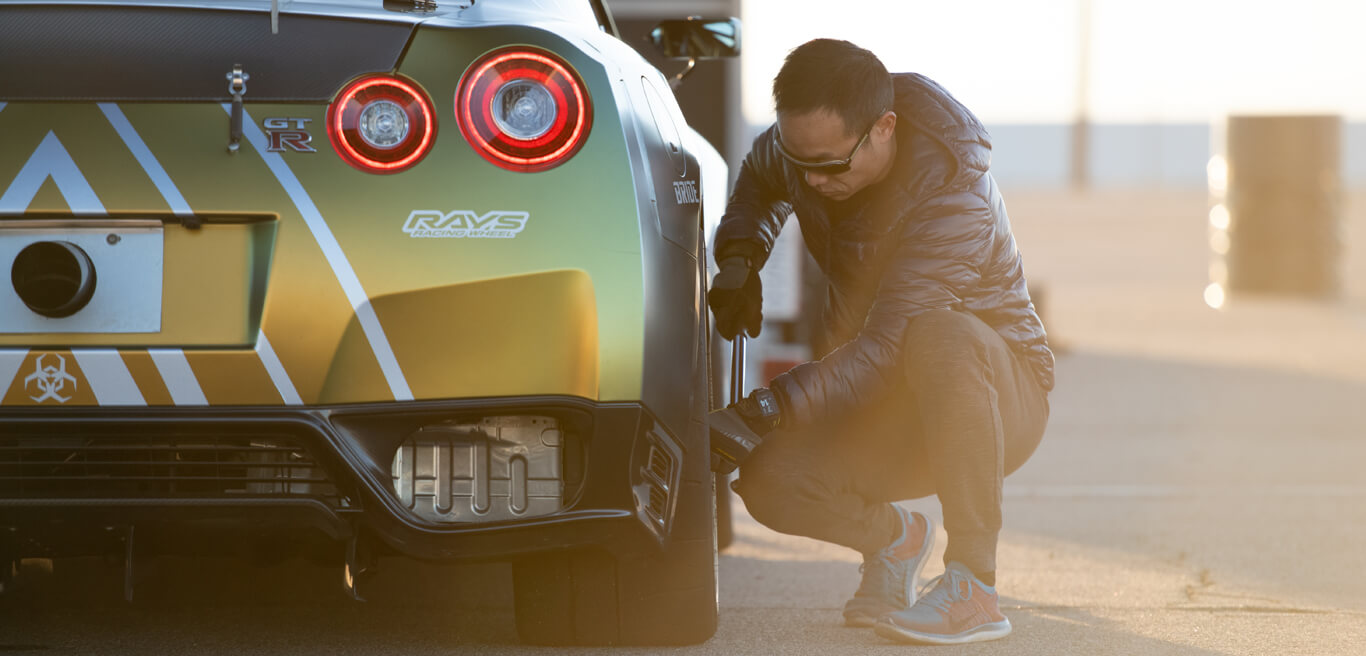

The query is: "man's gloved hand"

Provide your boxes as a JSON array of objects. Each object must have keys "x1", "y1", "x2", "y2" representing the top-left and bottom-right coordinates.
[
  {"x1": 710, "y1": 387, "x2": 783, "y2": 474},
  {"x1": 707, "y1": 255, "x2": 762, "y2": 340}
]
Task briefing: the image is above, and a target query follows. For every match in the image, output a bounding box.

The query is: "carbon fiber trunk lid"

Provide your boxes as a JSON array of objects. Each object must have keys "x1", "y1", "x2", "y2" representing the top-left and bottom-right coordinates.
[{"x1": 0, "y1": 4, "x2": 413, "y2": 101}]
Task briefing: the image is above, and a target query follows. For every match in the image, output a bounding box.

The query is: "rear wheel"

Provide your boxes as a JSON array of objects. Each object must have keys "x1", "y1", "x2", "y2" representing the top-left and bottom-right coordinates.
[
  {"x1": 715, "y1": 477, "x2": 734, "y2": 551},
  {"x1": 511, "y1": 402, "x2": 718, "y2": 645},
  {"x1": 511, "y1": 495, "x2": 717, "y2": 645},
  {"x1": 705, "y1": 239, "x2": 735, "y2": 552},
  {"x1": 512, "y1": 239, "x2": 718, "y2": 645}
]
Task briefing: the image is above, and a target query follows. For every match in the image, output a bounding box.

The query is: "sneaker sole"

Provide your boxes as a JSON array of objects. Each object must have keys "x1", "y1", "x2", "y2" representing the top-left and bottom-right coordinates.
[
  {"x1": 873, "y1": 618, "x2": 1012, "y2": 645},
  {"x1": 842, "y1": 613, "x2": 877, "y2": 628}
]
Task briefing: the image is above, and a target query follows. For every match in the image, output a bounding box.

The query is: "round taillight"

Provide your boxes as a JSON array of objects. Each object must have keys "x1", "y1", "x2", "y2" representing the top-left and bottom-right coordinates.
[
  {"x1": 327, "y1": 75, "x2": 436, "y2": 174},
  {"x1": 456, "y1": 48, "x2": 592, "y2": 172}
]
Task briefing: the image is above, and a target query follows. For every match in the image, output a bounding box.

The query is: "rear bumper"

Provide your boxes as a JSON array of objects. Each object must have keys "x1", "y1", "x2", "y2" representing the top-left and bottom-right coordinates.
[{"x1": 0, "y1": 397, "x2": 689, "y2": 562}]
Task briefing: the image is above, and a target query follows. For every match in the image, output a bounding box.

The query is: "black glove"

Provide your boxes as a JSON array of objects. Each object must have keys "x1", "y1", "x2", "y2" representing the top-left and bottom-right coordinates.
[
  {"x1": 710, "y1": 388, "x2": 783, "y2": 474},
  {"x1": 707, "y1": 255, "x2": 762, "y2": 340}
]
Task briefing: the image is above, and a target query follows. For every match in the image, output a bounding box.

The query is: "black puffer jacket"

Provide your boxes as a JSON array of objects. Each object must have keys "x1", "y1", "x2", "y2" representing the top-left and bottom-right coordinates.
[{"x1": 715, "y1": 73, "x2": 1054, "y2": 427}]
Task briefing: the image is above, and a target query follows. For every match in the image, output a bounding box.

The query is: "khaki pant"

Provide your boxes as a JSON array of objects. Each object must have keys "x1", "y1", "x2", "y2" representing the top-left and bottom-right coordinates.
[{"x1": 734, "y1": 309, "x2": 1050, "y2": 575}]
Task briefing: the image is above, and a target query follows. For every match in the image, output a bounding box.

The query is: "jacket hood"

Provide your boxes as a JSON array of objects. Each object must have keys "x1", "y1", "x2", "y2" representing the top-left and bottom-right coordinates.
[{"x1": 890, "y1": 73, "x2": 993, "y2": 197}]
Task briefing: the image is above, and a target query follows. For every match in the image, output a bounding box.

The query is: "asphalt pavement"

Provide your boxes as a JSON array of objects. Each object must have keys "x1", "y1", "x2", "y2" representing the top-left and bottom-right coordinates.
[{"x1": 2, "y1": 190, "x2": 1365, "y2": 654}]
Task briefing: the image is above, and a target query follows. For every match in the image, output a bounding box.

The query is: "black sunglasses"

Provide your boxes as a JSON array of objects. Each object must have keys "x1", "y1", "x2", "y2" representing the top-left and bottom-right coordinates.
[{"x1": 775, "y1": 110, "x2": 885, "y2": 175}]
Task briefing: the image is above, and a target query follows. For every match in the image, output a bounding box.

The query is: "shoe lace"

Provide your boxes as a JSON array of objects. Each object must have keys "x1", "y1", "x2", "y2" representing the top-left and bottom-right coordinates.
[
  {"x1": 854, "y1": 509, "x2": 919, "y2": 606},
  {"x1": 916, "y1": 570, "x2": 964, "y2": 614},
  {"x1": 855, "y1": 552, "x2": 907, "y2": 606}
]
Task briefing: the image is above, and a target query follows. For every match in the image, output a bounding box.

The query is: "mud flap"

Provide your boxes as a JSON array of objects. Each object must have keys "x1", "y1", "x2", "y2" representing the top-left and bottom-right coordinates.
[{"x1": 343, "y1": 530, "x2": 375, "y2": 602}]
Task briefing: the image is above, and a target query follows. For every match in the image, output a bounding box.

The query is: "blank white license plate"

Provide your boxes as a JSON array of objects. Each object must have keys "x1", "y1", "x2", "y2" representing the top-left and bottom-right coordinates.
[{"x1": 0, "y1": 220, "x2": 163, "y2": 334}]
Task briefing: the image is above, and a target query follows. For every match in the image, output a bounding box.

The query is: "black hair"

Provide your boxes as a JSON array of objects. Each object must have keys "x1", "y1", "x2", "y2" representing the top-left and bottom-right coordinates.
[{"x1": 773, "y1": 38, "x2": 893, "y2": 137}]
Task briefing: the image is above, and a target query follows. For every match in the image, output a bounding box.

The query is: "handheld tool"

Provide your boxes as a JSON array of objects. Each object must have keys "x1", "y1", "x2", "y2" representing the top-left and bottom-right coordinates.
[{"x1": 710, "y1": 335, "x2": 765, "y2": 474}]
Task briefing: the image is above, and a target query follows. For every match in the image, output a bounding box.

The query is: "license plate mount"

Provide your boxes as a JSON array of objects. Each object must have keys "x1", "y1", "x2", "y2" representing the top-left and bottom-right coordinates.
[{"x1": 0, "y1": 220, "x2": 164, "y2": 334}]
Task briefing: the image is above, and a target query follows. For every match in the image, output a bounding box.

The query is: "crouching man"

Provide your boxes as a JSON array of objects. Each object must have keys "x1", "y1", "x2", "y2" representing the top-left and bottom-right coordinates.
[{"x1": 708, "y1": 38, "x2": 1054, "y2": 645}]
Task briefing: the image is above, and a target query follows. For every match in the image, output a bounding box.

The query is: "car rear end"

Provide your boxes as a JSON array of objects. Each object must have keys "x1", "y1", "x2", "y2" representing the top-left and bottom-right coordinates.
[{"x1": 0, "y1": 1, "x2": 716, "y2": 644}]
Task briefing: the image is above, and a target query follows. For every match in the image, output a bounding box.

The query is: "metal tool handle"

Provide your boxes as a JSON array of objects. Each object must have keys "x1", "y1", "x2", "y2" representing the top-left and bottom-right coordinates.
[{"x1": 729, "y1": 334, "x2": 747, "y2": 405}]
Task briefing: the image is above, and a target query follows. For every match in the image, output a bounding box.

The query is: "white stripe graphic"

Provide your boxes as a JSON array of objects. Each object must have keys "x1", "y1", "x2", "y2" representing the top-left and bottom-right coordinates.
[
  {"x1": 227, "y1": 104, "x2": 413, "y2": 401},
  {"x1": 99, "y1": 105, "x2": 302, "y2": 406},
  {"x1": 99, "y1": 105, "x2": 205, "y2": 406},
  {"x1": 256, "y1": 333, "x2": 302, "y2": 405},
  {"x1": 148, "y1": 349, "x2": 209, "y2": 405},
  {"x1": 72, "y1": 350, "x2": 146, "y2": 406},
  {"x1": 0, "y1": 102, "x2": 7, "y2": 113},
  {"x1": 98, "y1": 103, "x2": 193, "y2": 216},
  {"x1": 0, "y1": 350, "x2": 28, "y2": 401},
  {"x1": 0, "y1": 132, "x2": 105, "y2": 215}
]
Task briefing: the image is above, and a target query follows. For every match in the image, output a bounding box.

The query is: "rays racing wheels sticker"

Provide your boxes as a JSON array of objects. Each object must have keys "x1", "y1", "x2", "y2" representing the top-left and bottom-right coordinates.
[{"x1": 402, "y1": 210, "x2": 529, "y2": 239}]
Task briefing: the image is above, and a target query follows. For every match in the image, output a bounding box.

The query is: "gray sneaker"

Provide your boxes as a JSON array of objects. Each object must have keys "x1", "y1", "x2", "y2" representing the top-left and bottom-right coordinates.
[
  {"x1": 874, "y1": 561, "x2": 1012, "y2": 645},
  {"x1": 842, "y1": 506, "x2": 935, "y2": 627}
]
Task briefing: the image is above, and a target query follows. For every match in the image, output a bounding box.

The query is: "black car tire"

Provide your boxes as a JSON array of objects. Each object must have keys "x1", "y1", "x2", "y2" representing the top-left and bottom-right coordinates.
[
  {"x1": 715, "y1": 470, "x2": 734, "y2": 551},
  {"x1": 705, "y1": 240, "x2": 735, "y2": 553},
  {"x1": 511, "y1": 485, "x2": 717, "y2": 646},
  {"x1": 705, "y1": 240, "x2": 734, "y2": 552},
  {"x1": 511, "y1": 229, "x2": 719, "y2": 646}
]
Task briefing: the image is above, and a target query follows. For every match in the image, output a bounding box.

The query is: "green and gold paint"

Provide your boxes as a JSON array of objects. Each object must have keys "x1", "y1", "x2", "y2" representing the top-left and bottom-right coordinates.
[{"x1": 0, "y1": 25, "x2": 686, "y2": 408}]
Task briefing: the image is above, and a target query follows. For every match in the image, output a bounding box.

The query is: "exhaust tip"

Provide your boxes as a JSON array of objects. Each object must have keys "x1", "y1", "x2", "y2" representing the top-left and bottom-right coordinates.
[{"x1": 11, "y1": 240, "x2": 97, "y2": 318}]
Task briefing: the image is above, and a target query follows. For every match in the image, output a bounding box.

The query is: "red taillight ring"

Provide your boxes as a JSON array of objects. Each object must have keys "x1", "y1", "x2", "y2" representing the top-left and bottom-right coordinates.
[
  {"x1": 327, "y1": 75, "x2": 436, "y2": 174},
  {"x1": 457, "y1": 48, "x2": 592, "y2": 172},
  {"x1": 477, "y1": 65, "x2": 570, "y2": 150}
]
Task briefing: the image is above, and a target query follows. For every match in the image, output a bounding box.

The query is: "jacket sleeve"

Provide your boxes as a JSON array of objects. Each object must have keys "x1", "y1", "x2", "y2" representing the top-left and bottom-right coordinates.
[
  {"x1": 713, "y1": 125, "x2": 791, "y2": 267},
  {"x1": 769, "y1": 188, "x2": 995, "y2": 427}
]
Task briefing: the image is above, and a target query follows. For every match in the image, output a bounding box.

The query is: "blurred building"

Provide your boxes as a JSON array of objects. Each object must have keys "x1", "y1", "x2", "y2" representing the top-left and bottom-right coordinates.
[{"x1": 985, "y1": 121, "x2": 1366, "y2": 190}]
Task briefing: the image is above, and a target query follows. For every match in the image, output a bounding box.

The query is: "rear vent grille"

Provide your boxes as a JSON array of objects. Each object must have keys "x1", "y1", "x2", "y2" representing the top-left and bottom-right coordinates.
[
  {"x1": 0, "y1": 433, "x2": 343, "y2": 507},
  {"x1": 640, "y1": 433, "x2": 679, "y2": 530},
  {"x1": 647, "y1": 445, "x2": 673, "y2": 484},
  {"x1": 647, "y1": 483, "x2": 669, "y2": 521}
]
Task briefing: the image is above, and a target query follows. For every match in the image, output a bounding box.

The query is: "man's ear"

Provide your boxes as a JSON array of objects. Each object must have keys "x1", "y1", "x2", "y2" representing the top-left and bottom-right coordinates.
[{"x1": 873, "y1": 110, "x2": 897, "y2": 142}]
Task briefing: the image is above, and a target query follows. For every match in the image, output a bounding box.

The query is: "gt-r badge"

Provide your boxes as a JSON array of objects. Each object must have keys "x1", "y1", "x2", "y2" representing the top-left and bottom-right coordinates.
[
  {"x1": 403, "y1": 210, "x2": 529, "y2": 239},
  {"x1": 263, "y1": 117, "x2": 316, "y2": 153}
]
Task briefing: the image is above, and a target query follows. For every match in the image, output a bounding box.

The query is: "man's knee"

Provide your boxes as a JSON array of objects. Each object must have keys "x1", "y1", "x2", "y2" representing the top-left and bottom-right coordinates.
[
  {"x1": 733, "y1": 466, "x2": 793, "y2": 532},
  {"x1": 902, "y1": 309, "x2": 989, "y2": 365},
  {"x1": 733, "y1": 448, "x2": 817, "y2": 534}
]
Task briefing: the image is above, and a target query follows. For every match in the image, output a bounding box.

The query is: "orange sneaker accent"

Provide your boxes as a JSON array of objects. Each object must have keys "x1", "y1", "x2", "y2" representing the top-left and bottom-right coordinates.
[{"x1": 887, "y1": 512, "x2": 927, "y2": 562}]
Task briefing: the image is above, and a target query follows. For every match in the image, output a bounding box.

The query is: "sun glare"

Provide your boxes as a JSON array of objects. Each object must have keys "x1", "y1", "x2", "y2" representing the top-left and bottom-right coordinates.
[
  {"x1": 1208, "y1": 204, "x2": 1230, "y2": 231},
  {"x1": 742, "y1": 0, "x2": 1366, "y2": 125},
  {"x1": 1203, "y1": 282, "x2": 1226, "y2": 309}
]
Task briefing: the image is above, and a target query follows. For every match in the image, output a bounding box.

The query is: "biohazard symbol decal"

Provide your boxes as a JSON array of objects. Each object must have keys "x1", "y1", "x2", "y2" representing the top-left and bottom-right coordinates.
[{"x1": 24, "y1": 353, "x2": 77, "y2": 403}]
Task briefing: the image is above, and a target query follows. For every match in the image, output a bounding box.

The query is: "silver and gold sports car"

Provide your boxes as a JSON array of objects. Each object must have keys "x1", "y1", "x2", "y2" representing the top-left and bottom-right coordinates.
[{"x1": 0, "y1": 0, "x2": 736, "y2": 645}]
